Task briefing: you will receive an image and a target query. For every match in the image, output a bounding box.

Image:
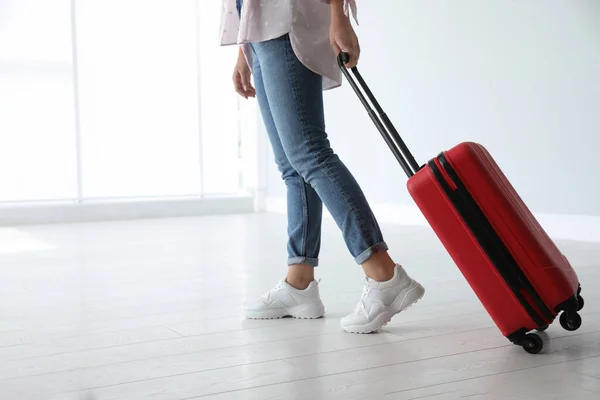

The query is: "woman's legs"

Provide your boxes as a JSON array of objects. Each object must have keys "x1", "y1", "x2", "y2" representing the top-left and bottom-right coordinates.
[
  {"x1": 245, "y1": 34, "x2": 424, "y2": 330},
  {"x1": 237, "y1": 0, "x2": 394, "y2": 284},
  {"x1": 251, "y1": 34, "x2": 391, "y2": 271}
]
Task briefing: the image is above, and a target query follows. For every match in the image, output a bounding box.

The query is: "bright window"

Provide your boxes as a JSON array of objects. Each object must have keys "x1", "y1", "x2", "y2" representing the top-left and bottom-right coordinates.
[
  {"x1": 0, "y1": 0, "x2": 77, "y2": 202},
  {"x1": 0, "y1": 0, "x2": 248, "y2": 204}
]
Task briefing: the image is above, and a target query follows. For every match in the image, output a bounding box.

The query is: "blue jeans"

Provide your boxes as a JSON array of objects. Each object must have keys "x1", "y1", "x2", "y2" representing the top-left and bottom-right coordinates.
[{"x1": 249, "y1": 34, "x2": 389, "y2": 267}]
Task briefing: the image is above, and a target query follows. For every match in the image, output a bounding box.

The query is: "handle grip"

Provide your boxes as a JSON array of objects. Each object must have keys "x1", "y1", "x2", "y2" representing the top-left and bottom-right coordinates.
[
  {"x1": 337, "y1": 52, "x2": 420, "y2": 178},
  {"x1": 338, "y1": 51, "x2": 350, "y2": 67}
]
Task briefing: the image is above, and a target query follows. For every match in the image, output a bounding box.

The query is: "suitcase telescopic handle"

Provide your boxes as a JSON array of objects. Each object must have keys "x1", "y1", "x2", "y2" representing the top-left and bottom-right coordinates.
[{"x1": 337, "y1": 51, "x2": 420, "y2": 178}]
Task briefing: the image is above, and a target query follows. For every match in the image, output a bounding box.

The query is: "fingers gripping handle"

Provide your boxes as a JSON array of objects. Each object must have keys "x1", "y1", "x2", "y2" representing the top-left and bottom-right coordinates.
[{"x1": 337, "y1": 52, "x2": 420, "y2": 178}]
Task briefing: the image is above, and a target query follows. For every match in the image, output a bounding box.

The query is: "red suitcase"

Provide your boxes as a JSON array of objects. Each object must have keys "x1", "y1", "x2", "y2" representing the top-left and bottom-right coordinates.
[{"x1": 338, "y1": 52, "x2": 584, "y2": 354}]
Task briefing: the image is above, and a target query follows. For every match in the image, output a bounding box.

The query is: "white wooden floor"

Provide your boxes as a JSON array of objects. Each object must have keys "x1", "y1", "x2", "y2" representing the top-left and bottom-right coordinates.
[{"x1": 0, "y1": 213, "x2": 599, "y2": 400}]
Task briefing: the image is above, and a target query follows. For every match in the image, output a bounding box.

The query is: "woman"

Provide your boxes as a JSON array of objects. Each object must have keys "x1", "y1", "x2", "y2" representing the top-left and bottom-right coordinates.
[{"x1": 220, "y1": 0, "x2": 425, "y2": 333}]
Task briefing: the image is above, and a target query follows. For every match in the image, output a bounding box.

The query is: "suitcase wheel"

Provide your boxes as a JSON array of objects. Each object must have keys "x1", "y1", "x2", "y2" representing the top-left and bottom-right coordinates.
[
  {"x1": 521, "y1": 333, "x2": 544, "y2": 355},
  {"x1": 577, "y1": 294, "x2": 584, "y2": 312},
  {"x1": 560, "y1": 311, "x2": 582, "y2": 332}
]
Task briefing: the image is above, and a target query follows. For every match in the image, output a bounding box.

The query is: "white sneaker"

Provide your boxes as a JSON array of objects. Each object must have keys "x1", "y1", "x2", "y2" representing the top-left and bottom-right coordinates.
[
  {"x1": 341, "y1": 264, "x2": 425, "y2": 334},
  {"x1": 243, "y1": 280, "x2": 326, "y2": 319}
]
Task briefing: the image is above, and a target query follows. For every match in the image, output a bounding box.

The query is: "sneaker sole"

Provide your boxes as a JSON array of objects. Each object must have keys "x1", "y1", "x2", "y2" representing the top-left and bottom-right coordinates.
[
  {"x1": 342, "y1": 281, "x2": 425, "y2": 334},
  {"x1": 244, "y1": 303, "x2": 325, "y2": 320}
]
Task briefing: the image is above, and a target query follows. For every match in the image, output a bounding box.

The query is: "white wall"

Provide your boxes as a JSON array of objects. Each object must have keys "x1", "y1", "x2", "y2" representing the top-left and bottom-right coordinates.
[{"x1": 265, "y1": 0, "x2": 600, "y2": 225}]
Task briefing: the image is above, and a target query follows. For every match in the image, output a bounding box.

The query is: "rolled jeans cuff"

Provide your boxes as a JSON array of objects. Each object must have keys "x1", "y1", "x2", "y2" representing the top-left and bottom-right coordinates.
[
  {"x1": 354, "y1": 241, "x2": 389, "y2": 265},
  {"x1": 288, "y1": 256, "x2": 319, "y2": 267}
]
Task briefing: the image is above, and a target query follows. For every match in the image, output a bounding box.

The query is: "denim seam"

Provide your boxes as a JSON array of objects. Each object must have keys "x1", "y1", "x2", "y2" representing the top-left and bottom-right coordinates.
[
  {"x1": 299, "y1": 175, "x2": 309, "y2": 260},
  {"x1": 284, "y1": 39, "x2": 312, "y2": 262},
  {"x1": 283, "y1": 36, "x2": 312, "y2": 263}
]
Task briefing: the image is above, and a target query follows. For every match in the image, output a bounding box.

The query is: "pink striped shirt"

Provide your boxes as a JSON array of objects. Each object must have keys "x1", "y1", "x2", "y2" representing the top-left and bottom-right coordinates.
[{"x1": 219, "y1": 0, "x2": 358, "y2": 90}]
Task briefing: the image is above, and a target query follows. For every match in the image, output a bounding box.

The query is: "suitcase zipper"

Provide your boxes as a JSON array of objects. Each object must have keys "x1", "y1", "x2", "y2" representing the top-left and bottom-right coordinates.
[{"x1": 428, "y1": 154, "x2": 554, "y2": 327}]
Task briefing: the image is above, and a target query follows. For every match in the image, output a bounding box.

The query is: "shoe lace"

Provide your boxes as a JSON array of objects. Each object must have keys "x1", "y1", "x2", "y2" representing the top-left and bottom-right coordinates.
[
  {"x1": 353, "y1": 277, "x2": 371, "y2": 314},
  {"x1": 260, "y1": 280, "x2": 285, "y2": 301}
]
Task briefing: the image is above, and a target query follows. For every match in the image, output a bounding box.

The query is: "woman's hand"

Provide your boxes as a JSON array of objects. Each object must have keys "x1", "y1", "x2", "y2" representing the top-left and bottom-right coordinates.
[
  {"x1": 329, "y1": 0, "x2": 360, "y2": 68},
  {"x1": 232, "y1": 49, "x2": 255, "y2": 99}
]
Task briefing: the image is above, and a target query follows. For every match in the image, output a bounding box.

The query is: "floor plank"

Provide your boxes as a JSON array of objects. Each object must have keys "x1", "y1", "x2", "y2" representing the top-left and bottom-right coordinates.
[
  {"x1": 384, "y1": 360, "x2": 600, "y2": 400},
  {"x1": 30, "y1": 331, "x2": 600, "y2": 400},
  {"x1": 0, "y1": 213, "x2": 598, "y2": 399},
  {"x1": 180, "y1": 334, "x2": 600, "y2": 400}
]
